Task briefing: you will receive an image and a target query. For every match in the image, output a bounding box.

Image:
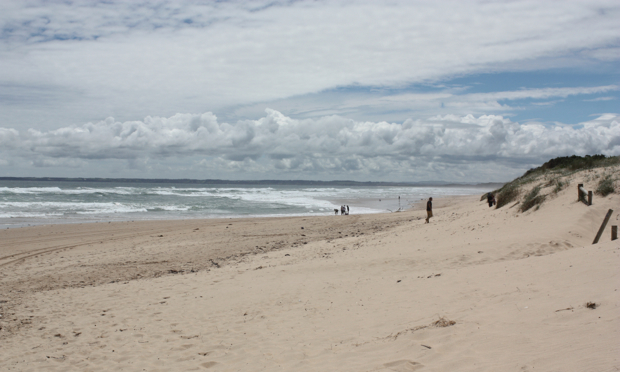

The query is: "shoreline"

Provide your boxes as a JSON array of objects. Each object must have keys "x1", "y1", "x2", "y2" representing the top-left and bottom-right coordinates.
[
  {"x1": 0, "y1": 205, "x2": 387, "y2": 230},
  {"x1": 0, "y1": 192, "x2": 484, "y2": 230},
  {"x1": 0, "y1": 180, "x2": 494, "y2": 230},
  {"x1": 0, "y1": 194, "x2": 468, "y2": 301}
]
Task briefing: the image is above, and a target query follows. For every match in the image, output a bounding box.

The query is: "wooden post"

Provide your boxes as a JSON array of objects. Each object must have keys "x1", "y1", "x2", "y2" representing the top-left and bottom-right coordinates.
[
  {"x1": 593, "y1": 209, "x2": 614, "y2": 244},
  {"x1": 577, "y1": 184, "x2": 591, "y2": 206},
  {"x1": 613, "y1": 226, "x2": 618, "y2": 241}
]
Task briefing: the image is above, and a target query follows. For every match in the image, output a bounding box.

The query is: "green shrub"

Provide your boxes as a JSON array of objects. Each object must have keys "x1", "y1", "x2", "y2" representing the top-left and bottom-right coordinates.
[
  {"x1": 596, "y1": 176, "x2": 615, "y2": 196},
  {"x1": 519, "y1": 185, "x2": 546, "y2": 212}
]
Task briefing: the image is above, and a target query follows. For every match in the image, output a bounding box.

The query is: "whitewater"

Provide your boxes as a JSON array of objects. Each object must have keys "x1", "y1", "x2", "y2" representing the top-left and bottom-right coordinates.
[{"x1": 0, "y1": 179, "x2": 490, "y2": 228}]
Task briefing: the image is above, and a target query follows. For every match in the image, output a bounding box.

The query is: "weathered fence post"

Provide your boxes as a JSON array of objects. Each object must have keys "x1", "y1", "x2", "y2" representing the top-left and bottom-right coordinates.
[
  {"x1": 613, "y1": 226, "x2": 618, "y2": 241},
  {"x1": 577, "y1": 184, "x2": 592, "y2": 206},
  {"x1": 593, "y1": 209, "x2": 614, "y2": 244}
]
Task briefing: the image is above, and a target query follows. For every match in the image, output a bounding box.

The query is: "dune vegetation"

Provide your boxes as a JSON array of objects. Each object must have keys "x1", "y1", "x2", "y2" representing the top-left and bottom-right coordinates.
[{"x1": 492, "y1": 155, "x2": 619, "y2": 212}]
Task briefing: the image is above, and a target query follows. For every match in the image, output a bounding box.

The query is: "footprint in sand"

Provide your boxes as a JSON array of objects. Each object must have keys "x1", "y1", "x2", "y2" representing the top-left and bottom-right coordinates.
[{"x1": 383, "y1": 359, "x2": 424, "y2": 372}]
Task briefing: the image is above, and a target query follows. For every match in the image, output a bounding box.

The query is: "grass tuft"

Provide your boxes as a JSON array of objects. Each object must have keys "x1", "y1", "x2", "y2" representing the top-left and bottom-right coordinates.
[
  {"x1": 495, "y1": 183, "x2": 519, "y2": 209},
  {"x1": 519, "y1": 185, "x2": 546, "y2": 212},
  {"x1": 552, "y1": 178, "x2": 567, "y2": 194},
  {"x1": 432, "y1": 317, "x2": 456, "y2": 327}
]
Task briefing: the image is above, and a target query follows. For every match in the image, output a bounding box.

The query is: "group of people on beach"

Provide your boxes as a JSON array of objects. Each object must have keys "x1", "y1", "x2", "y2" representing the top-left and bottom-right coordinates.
[{"x1": 340, "y1": 205, "x2": 350, "y2": 215}]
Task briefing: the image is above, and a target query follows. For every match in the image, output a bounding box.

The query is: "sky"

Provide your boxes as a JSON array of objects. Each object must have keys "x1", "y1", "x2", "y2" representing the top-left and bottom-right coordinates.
[{"x1": 0, "y1": 0, "x2": 619, "y2": 183}]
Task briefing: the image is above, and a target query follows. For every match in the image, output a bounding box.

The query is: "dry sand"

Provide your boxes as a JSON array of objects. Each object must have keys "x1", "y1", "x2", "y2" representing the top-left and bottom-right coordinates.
[{"x1": 1, "y1": 172, "x2": 619, "y2": 371}]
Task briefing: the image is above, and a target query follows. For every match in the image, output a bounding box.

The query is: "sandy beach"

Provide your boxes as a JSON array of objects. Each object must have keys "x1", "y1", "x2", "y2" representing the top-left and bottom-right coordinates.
[{"x1": 1, "y1": 172, "x2": 618, "y2": 371}]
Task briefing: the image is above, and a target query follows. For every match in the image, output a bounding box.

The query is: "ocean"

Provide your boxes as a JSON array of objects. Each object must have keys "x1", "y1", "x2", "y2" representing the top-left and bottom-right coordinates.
[{"x1": 0, "y1": 179, "x2": 492, "y2": 229}]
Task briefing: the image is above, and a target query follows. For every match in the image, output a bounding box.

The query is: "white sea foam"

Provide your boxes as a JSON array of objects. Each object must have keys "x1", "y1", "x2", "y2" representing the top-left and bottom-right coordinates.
[
  {"x1": 0, "y1": 186, "x2": 134, "y2": 195},
  {"x1": 0, "y1": 212, "x2": 61, "y2": 218},
  {"x1": 0, "y1": 186, "x2": 64, "y2": 194},
  {"x1": 0, "y1": 201, "x2": 146, "y2": 214}
]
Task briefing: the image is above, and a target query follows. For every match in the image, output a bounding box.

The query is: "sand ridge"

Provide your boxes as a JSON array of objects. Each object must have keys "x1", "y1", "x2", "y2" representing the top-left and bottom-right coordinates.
[{"x1": 0, "y1": 172, "x2": 618, "y2": 371}]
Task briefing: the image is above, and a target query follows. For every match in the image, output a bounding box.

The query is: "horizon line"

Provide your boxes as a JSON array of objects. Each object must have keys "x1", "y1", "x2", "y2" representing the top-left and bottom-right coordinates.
[{"x1": 0, "y1": 176, "x2": 506, "y2": 187}]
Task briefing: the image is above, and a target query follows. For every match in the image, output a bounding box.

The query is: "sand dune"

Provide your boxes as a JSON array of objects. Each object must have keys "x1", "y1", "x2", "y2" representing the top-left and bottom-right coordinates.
[{"x1": 1, "y1": 169, "x2": 618, "y2": 371}]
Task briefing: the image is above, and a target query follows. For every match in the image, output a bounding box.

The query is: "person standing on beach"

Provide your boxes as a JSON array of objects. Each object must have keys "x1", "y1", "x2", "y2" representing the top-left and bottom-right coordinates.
[
  {"x1": 486, "y1": 192, "x2": 496, "y2": 208},
  {"x1": 425, "y1": 197, "x2": 433, "y2": 223}
]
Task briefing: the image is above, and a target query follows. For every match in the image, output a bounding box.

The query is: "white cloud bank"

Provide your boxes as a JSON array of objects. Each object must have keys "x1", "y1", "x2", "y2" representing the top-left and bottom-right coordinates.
[{"x1": 1, "y1": 110, "x2": 618, "y2": 181}]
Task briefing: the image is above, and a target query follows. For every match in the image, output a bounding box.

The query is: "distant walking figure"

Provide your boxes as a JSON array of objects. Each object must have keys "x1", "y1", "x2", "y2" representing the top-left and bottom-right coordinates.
[
  {"x1": 341, "y1": 205, "x2": 346, "y2": 215},
  {"x1": 425, "y1": 197, "x2": 433, "y2": 223},
  {"x1": 346, "y1": 205, "x2": 350, "y2": 215}
]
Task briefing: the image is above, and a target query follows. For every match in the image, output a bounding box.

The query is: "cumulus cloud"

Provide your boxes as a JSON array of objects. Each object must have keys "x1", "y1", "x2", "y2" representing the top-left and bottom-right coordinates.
[{"x1": 1, "y1": 110, "x2": 618, "y2": 181}]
